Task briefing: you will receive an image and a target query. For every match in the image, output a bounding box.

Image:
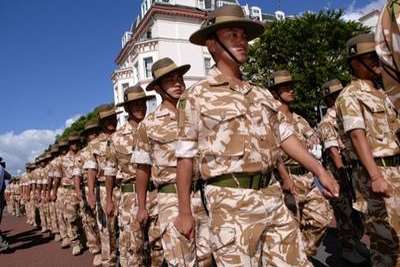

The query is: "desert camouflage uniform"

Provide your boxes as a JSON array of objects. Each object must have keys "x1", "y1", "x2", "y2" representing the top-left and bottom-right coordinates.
[
  {"x1": 73, "y1": 144, "x2": 101, "y2": 256},
  {"x1": 84, "y1": 132, "x2": 120, "y2": 267},
  {"x1": 318, "y1": 107, "x2": 365, "y2": 251},
  {"x1": 176, "y1": 67, "x2": 311, "y2": 266},
  {"x1": 34, "y1": 167, "x2": 47, "y2": 230},
  {"x1": 105, "y1": 120, "x2": 163, "y2": 267},
  {"x1": 336, "y1": 79, "x2": 400, "y2": 267},
  {"x1": 5, "y1": 184, "x2": 13, "y2": 215},
  {"x1": 281, "y1": 113, "x2": 333, "y2": 256},
  {"x1": 39, "y1": 166, "x2": 50, "y2": 231},
  {"x1": 376, "y1": 0, "x2": 400, "y2": 111},
  {"x1": 47, "y1": 159, "x2": 60, "y2": 236},
  {"x1": 55, "y1": 150, "x2": 82, "y2": 251},
  {"x1": 133, "y1": 102, "x2": 212, "y2": 267}
]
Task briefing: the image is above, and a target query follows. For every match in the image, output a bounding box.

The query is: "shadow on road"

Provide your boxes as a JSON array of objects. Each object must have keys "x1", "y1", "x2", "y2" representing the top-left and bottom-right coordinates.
[{"x1": 2, "y1": 227, "x2": 53, "y2": 253}]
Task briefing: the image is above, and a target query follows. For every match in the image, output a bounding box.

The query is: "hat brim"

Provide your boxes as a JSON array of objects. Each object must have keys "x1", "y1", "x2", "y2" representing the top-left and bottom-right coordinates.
[
  {"x1": 116, "y1": 95, "x2": 156, "y2": 107},
  {"x1": 190, "y1": 19, "x2": 265, "y2": 46},
  {"x1": 323, "y1": 89, "x2": 342, "y2": 99},
  {"x1": 146, "y1": 64, "x2": 191, "y2": 91},
  {"x1": 269, "y1": 80, "x2": 296, "y2": 90},
  {"x1": 347, "y1": 49, "x2": 376, "y2": 59}
]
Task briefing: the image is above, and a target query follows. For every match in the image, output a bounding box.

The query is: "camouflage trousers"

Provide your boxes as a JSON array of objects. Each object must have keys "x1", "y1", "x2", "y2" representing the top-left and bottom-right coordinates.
[
  {"x1": 26, "y1": 198, "x2": 34, "y2": 224},
  {"x1": 96, "y1": 185, "x2": 120, "y2": 267},
  {"x1": 63, "y1": 188, "x2": 81, "y2": 248},
  {"x1": 127, "y1": 190, "x2": 164, "y2": 267},
  {"x1": 79, "y1": 186, "x2": 101, "y2": 255},
  {"x1": 354, "y1": 165, "x2": 400, "y2": 267},
  {"x1": 158, "y1": 191, "x2": 212, "y2": 267},
  {"x1": 7, "y1": 197, "x2": 14, "y2": 215},
  {"x1": 286, "y1": 172, "x2": 333, "y2": 256},
  {"x1": 56, "y1": 187, "x2": 69, "y2": 242},
  {"x1": 205, "y1": 180, "x2": 312, "y2": 267},
  {"x1": 39, "y1": 201, "x2": 50, "y2": 230},
  {"x1": 49, "y1": 201, "x2": 60, "y2": 234}
]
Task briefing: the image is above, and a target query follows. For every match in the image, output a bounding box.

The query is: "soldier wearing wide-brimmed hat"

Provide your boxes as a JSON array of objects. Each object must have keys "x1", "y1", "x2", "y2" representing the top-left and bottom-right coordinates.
[
  {"x1": 84, "y1": 103, "x2": 119, "y2": 266},
  {"x1": 133, "y1": 56, "x2": 207, "y2": 266},
  {"x1": 335, "y1": 32, "x2": 400, "y2": 267},
  {"x1": 270, "y1": 68, "x2": 334, "y2": 258},
  {"x1": 174, "y1": 4, "x2": 339, "y2": 266},
  {"x1": 106, "y1": 84, "x2": 162, "y2": 266}
]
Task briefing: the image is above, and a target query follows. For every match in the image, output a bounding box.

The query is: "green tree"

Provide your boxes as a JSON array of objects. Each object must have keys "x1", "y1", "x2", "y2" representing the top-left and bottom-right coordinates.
[{"x1": 244, "y1": 10, "x2": 368, "y2": 125}]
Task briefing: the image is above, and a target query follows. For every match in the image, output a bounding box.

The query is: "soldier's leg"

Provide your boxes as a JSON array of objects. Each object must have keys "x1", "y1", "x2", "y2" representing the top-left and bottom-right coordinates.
[
  {"x1": 49, "y1": 201, "x2": 61, "y2": 240},
  {"x1": 98, "y1": 186, "x2": 119, "y2": 267},
  {"x1": 81, "y1": 186, "x2": 101, "y2": 255},
  {"x1": 147, "y1": 190, "x2": 164, "y2": 267},
  {"x1": 360, "y1": 166, "x2": 400, "y2": 267},
  {"x1": 118, "y1": 191, "x2": 135, "y2": 267},
  {"x1": 56, "y1": 188, "x2": 69, "y2": 246},
  {"x1": 292, "y1": 173, "x2": 333, "y2": 257},
  {"x1": 158, "y1": 192, "x2": 199, "y2": 266},
  {"x1": 204, "y1": 185, "x2": 266, "y2": 266},
  {"x1": 15, "y1": 198, "x2": 21, "y2": 217},
  {"x1": 64, "y1": 189, "x2": 82, "y2": 255}
]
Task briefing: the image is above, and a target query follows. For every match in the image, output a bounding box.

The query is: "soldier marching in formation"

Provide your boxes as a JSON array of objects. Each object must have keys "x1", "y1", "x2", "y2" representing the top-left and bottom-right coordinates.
[{"x1": 3, "y1": 3, "x2": 400, "y2": 267}]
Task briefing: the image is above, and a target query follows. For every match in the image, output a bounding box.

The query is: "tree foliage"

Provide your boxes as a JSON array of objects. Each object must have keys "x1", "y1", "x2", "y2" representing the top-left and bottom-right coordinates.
[
  {"x1": 244, "y1": 10, "x2": 369, "y2": 125},
  {"x1": 56, "y1": 105, "x2": 106, "y2": 141}
]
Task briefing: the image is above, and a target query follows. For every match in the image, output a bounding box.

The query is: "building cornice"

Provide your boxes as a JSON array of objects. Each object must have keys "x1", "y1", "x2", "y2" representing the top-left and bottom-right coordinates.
[
  {"x1": 115, "y1": 3, "x2": 206, "y2": 65},
  {"x1": 111, "y1": 67, "x2": 134, "y2": 82}
]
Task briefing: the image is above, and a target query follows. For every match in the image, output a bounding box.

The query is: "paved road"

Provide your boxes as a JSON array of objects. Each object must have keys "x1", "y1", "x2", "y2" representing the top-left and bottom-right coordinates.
[
  {"x1": 0, "y1": 211, "x2": 92, "y2": 267},
  {"x1": 0, "y1": 211, "x2": 371, "y2": 267}
]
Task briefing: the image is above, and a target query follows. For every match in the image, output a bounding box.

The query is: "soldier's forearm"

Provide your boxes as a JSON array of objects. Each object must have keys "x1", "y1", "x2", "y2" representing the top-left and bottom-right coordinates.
[
  {"x1": 328, "y1": 147, "x2": 345, "y2": 170},
  {"x1": 87, "y1": 169, "x2": 97, "y2": 195},
  {"x1": 277, "y1": 160, "x2": 291, "y2": 181},
  {"x1": 74, "y1": 176, "x2": 81, "y2": 197},
  {"x1": 176, "y1": 158, "x2": 194, "y2": 215},
  {"x1": 136, "y1": 165, "x2": 150, "y2": 210},
  {"x1": 350, "y1": 129, "x2": 382, "y2": 180},
  {"x1": 281, "y1": 135, "x2": 325, "y2": 177},
  {"x1": 105, "y1": 176, "x2": 115, "y2": 202}
]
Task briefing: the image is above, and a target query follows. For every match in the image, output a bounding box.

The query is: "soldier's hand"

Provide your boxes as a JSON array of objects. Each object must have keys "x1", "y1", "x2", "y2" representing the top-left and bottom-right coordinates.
[
  {"x1": 174, "y1": 213, "x2": 195, "y2": 240},
  {"x1": 318, "y1": 171, "x2": 340, "y2": 198},
  {"x1": 87, "y1": 193, "x2": 96, "y2": 210},
  {"x1": 105, "y1": 200, "x2": 114, "y2": 217},
  {"x1": 282, "y1": 177, "x2": 297, "y2": 195},
  {"x1": 371, "y1": 176, "x2": 392, "y2": 197},
  {"x1": 137, "y1": 208, "x2": 149, "y2": 226}
]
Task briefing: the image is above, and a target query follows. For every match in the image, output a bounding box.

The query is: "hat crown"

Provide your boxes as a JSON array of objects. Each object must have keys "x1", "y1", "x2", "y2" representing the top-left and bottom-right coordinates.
[
  {"x1": 84, "y1": 119, "x2": 99, "y2": 129},
  {"x1": 209, "y1": 5, "x2": 245, "y2": 22},
  {"x1": 270, "y1": 70, "x2": 294, "y2": 87},
  {"x1": 322, "y1": 79, "x2": 343, "y2": 97},
  {"x1": 347, "y1": 33, "x2": 375, "y2": 57},
  {"x1": 151, "y1": 57, "x2": 177, "y2": 79},
  {"x1": 124, "y1": 84, "x2": 146, "y2": 102}
]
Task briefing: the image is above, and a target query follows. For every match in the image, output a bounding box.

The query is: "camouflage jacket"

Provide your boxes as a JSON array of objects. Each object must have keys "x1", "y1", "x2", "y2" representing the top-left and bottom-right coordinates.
[
  {"x1": 56, "y1": 151, "x2": 79, "y2": 186},
  {"x1": 105, "y1": 121, "x2": 138, "y2": 182},
  {"x1": 175, "y1": 67, "x2": 293, "y2": 179},
  {"x1": 83, "y1": 132, "x2": 112, "y2": 182},
  {"x1": 133, "y1": 102, "x2": 178, "y2": 186},
  {"x1": 336, "y1": 79, "x2": 400, "y2": 159}
]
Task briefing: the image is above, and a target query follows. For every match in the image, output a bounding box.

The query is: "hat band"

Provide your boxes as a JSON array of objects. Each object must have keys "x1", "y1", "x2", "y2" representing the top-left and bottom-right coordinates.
[
  {"x1": 126, "y1": 92, "x2": 147, "y2": 101},
  {"x1": 356, "y1": 42, "x2": 375, "y2": 55},
  {"x1": 214, "y1": 15, "x2": 246, "y2": 23},
  {"x1": 153, "y1": 63, "x2": 179, "y2": 79},
  {"x1": 329, "y1": 84, "x2": 343, "y2": 93},
  {"x1": 99, "y1": 110, "x2": 116, "y2": 119},
  {"x1": 274, "y1": 76, "x2": 293, "y2": 84}
]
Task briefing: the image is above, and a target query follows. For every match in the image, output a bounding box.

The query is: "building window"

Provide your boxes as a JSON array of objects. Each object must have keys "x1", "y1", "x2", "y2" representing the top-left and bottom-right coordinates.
[
  {"x1": 122, "y1": 83, "x2": 129, "y2": 89},
  {"x1": 144, "y1": 57, "x2": 153, "y2": 78},
  {"x1": 204, "y1": 57, "x2": 212, "y2": 75},
  {"x1": 146, "y1": 30, "x2": 152, "y2": 39},
  {"x1": 134, "y1": 63, "x2": 139, "y2": 82}
]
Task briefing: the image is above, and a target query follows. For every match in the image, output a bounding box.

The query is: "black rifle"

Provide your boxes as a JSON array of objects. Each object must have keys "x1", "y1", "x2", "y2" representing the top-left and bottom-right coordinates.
[
  {"x1": 95, "y1": 184, "x2": 106, "y2": 228},
  {"x1": 142, "y1": 220, "x2": 151, "y2": 266},
  {"x1": 338, "y1": 167, "x2": 356, "y2": 202}
]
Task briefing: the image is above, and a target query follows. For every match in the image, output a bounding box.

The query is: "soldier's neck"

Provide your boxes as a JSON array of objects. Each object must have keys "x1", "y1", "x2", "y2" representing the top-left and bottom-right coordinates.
[
  {"x1": 162, "y1": 99, "x2": 178, "y2": 113},
  {"x1": 216, "y1": 61, "x2": 242, "y2": 81}
]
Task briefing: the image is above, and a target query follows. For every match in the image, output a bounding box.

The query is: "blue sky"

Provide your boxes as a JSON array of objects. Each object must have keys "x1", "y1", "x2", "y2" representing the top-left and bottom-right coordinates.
[{"x1": 0, "y1": 0, "x2": 383, "y2": 174}]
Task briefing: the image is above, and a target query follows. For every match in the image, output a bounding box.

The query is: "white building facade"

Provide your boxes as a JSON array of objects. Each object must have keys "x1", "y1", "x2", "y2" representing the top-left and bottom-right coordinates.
[{"x1": 112, "y1": 0, "x2": 275, "y2": 126}]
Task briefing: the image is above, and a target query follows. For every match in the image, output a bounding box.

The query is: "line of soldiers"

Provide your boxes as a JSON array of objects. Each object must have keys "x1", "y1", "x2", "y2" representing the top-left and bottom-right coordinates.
[
  {"x1": 9, "y1": 4, "x2": 400, "y2": 267},
  {"x1": 4, "y1": 179, "x2": 23, "y2": 218}
]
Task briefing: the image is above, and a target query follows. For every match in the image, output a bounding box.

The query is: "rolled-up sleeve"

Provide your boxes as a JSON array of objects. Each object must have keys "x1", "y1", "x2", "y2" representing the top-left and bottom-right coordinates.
[
  {"x1": 336, "y1": 95, "x2": 365, "y2": 133},
  {"x1": 132, "y1": 122, "x2": 152, "y2": 165},
  {"x1": 176, "y1": 91, "x2": 199, "y2": 158}
]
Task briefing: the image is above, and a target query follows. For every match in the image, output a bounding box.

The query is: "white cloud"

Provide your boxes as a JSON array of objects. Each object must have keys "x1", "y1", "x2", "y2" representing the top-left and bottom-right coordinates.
[
  {"x1": 0, "y1": 114, "x2": 81, "y2": 176},
  {"x1": 342, "y1": 0, "x2": 385, "y2": 21}
]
